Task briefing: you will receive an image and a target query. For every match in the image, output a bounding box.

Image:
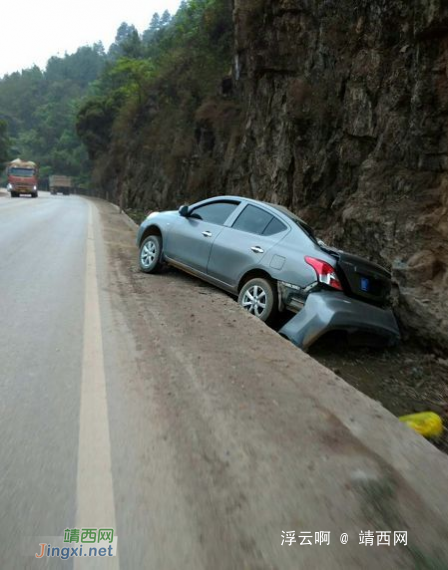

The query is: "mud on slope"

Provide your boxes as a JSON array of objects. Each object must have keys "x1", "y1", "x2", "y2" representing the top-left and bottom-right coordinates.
[{"x1": 310, "y1": 338, "x2": 448, "y2": 454}]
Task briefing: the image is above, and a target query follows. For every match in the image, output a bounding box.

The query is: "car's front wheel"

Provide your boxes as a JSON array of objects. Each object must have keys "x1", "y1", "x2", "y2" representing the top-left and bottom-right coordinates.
[
  {"x1": 139, "y1": 235, "x2": 163, "y2": 273},
  {"x1": 238, "y1": 277, "x2": 278, "y2": 323}
]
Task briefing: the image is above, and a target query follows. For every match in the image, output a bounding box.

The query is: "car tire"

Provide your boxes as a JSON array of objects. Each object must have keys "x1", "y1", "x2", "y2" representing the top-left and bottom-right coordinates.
[
  {"x1": 238, "y1": 277, "x2": 279, "y2": 323},
  {"x1": 10, "y1": 192, "x2": 18, "y2": 198},
  {"x1": 32, "y1": 192, "x2": 38, "y2": 198},
  {"x1": 139, "y1": 235, "x2": 163, "y2": 274}
]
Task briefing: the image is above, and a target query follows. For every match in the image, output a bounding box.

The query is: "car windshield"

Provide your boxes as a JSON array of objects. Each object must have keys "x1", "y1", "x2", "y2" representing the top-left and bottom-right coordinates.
[
  {"x1": 9, "y1": 167, "x2": 35, "y2": 177},
  {"x1": 268, "y1": 203, "x2": 318, "y2": 243}
]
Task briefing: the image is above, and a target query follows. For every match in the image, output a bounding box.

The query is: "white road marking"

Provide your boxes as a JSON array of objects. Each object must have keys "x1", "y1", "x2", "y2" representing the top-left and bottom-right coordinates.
[{"x1": 75, "y1": 203, "x2": 119, "y2": 568}]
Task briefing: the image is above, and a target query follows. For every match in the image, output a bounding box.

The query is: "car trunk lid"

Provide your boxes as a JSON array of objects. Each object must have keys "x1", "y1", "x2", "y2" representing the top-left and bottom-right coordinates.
[{"x1": 319, "y1": 244, "x2": 391, "y2": 305}]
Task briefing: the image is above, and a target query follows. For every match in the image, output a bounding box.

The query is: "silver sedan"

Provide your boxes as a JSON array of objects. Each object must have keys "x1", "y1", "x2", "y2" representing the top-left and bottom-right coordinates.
[{"x1": 137, "y1": 196, "x2": 400, "y2": 350}]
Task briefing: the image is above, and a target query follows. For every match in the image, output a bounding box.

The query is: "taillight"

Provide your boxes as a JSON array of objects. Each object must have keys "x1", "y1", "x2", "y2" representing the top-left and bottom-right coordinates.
[{"x1": 305, "y1": 256, "x2": 343, "y2": 291}]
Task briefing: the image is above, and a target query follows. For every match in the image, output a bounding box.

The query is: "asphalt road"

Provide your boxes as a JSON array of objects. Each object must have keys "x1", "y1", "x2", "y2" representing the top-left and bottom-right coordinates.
[{"x1": 1, "y1": 191, "x2": 448, "y2": 569}]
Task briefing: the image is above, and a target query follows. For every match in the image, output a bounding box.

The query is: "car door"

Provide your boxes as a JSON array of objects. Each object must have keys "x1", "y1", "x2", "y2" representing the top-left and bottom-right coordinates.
[
  {"x1": 164, "y1": 200, "x2": 240, "y2": 273},
  {"x1": 207, "y1": 204, "x2": 289, "y2": 287}
]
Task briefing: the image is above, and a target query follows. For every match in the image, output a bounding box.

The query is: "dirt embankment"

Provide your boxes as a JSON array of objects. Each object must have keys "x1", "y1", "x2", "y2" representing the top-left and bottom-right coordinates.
[
  {"x1": 96, "y1": 198, "x2": 448, "y2": 569},
  {"x1": 126, "y1": 200, "x2": 448, "y2": 455}
]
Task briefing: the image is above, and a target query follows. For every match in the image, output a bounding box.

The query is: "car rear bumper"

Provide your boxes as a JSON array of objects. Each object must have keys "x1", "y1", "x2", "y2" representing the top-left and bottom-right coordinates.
[{"x1": 278, "y1": 291, "x2": 400, "y2": 350}]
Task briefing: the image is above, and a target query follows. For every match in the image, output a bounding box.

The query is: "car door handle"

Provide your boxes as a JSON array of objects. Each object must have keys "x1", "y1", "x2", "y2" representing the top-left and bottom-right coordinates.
[
  {"x1": 251, "y1": 246, "x2": 264, "y2": 253},
  {"x1": 202, "y1": 231, "x2": 212, "y2": 238}
]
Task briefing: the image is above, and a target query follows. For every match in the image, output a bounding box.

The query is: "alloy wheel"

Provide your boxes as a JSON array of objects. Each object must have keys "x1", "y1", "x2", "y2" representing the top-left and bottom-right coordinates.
[
  {"x1": 140, "y1": 240, "x2": 157, "y2": 268},
  {"x1": 241, "y1": 285, "x2": 267, "y2": 317}
]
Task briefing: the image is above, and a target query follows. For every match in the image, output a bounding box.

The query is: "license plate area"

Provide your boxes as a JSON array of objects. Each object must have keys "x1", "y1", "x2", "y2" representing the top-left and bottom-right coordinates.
[
  {"x1": 360, "y1": 276, "x2": 370, "y2": 292},
  {"x1": 359, "y1": 274, "x2": 385, "y2": 297}
]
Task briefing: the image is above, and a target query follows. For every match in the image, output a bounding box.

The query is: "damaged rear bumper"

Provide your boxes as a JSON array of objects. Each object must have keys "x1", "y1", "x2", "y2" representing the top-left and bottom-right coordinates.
[{"x1": 279, "y1": 291, "x2": 400, "y2": 350}]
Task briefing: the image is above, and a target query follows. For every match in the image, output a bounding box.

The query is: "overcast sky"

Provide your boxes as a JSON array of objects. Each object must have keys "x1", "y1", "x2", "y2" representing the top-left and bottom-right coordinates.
[{"x1": 0, "y1": 0, "x2": 182, "y2": 78}]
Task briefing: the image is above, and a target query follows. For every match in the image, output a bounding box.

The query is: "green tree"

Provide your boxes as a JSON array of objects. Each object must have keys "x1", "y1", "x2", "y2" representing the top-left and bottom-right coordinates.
[
  {"x1": 76, "y1": 93, "x2": 123, "y2": 159},
  {"x1": 108, "y1": 23, "x2": 142, "y2": 60},
  {"x1": 0, "y1": 119, "x2": 10, "y2": 167},
  {"x1": 142, "y1": 13, "x2": 161, "y2": 44},
  {"x1": 160, "y1": 10, "x2": 172, "y2": 27}
]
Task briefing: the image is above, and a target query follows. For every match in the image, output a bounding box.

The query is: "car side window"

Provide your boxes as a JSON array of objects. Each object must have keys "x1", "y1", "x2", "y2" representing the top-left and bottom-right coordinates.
[
  {"x1": 232, "y1": 204, "x2": 276, "y2": 235},
  {"x1": 262, "y1": 216, "x2": 287, "y2": 236},
  {"x1": 189, "y1": 202, "x2": 239, "y2": 225}
]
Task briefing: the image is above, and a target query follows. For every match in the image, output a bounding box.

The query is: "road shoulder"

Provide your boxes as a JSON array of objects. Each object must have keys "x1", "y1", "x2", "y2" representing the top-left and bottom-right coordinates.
[{"x1": 92, "y1": 196, "x2": 448, "y2": 569}]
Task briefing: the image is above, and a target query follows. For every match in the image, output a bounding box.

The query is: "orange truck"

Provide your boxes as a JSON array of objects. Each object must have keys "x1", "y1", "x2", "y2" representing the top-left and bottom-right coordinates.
[{"x1": 7, "y1": 158, "x2": 39, "y2": 198}]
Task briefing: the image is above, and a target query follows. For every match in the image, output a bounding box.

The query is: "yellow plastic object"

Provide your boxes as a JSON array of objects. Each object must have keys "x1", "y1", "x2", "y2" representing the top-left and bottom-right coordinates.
[{"x1": 399, "y1": 412, "x2": 443, "y2": 438}]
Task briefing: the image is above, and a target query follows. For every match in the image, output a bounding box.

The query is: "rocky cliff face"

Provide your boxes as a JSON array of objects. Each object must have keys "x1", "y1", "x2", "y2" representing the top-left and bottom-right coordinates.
[{"x1": 116, "y1": 0, "x2": 448, "y2": 350}]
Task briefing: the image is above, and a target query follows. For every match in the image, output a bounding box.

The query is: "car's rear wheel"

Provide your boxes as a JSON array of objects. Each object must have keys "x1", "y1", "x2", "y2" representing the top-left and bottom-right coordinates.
[
  {"x1": 139, "y1": 235, "x2": 163, "y2": 273},
  {"x1": 238, "y1": 277, "x2": 278, "y2": 323}
]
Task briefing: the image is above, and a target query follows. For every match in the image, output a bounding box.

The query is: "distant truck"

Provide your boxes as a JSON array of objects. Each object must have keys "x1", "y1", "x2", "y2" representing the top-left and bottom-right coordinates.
[
  {"x1": 49, "y1": 175, "x2": 72, "y2": 196},
  {"x1": 7, "y1": 158, "x2": 39, "y2": 198}
]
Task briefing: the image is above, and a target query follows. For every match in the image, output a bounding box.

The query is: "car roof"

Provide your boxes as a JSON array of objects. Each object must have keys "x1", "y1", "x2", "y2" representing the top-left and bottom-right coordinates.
[
  {"x1": 193, "y1": 195, "x2": 288, "y2": 216},
  {"x1": 193, "y1": 195, "x2": 315, "y2": 238}
]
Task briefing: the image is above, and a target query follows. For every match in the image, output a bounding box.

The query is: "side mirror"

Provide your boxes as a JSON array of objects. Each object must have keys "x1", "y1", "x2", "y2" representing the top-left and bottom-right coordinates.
[{"x1": 178, "y1": 205, "x2": 189, "y2": 217}]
